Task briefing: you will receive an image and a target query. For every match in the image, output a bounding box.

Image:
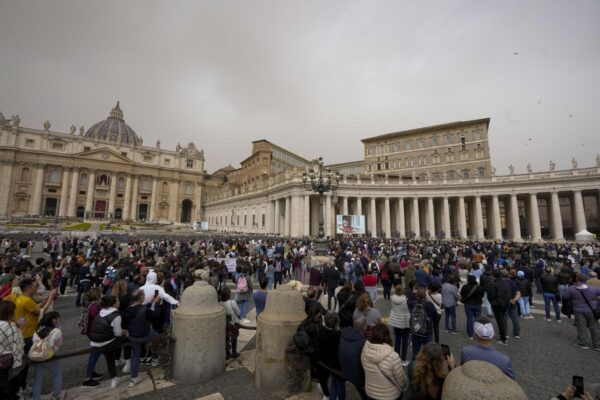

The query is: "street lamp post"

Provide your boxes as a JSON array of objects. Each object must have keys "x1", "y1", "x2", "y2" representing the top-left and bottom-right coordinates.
[{"x1": 302, "y1": 156, "x2": 341, "y2": 255}]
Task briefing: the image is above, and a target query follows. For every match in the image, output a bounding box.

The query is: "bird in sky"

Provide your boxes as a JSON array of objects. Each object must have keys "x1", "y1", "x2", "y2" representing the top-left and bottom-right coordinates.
[
  {"x1": 537, "y1": 100, "x2": 541, "y2": 105},
  {"x1": 569, "y1": 114, "x2": 574, "y2": 118},
  {"x1": 513, "y1": 52, "x2": 519, "y2": 55}
]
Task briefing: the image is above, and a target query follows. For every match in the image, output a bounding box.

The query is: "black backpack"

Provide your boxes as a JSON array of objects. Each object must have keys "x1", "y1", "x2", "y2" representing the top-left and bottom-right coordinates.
[
  {"x1": 409, "y1": 303, "x2": 431, "y2": 336},
  {"x1": 293, "y1": 325, "x2": 318, "y2": 357}
]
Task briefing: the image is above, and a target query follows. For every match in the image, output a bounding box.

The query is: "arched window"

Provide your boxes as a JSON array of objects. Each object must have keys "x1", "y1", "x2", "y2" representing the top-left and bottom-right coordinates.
[
  {"x1": 20, "y1": 167, "x2": 31, "y2": 182},
  {"x1": 117, "y1": 177, "x2": 125, "y2": 190},
  {"x1": 162, "y1": 181, "x2": 169, "y2": 193},
  {"x1": 48, "y1": 169, "x2": 61, "y2": 184},
  {"x1": 79, "y1": 173, "x2": 88, "y2": 186},
  {"x1": 184, "y1": 183, "x2": 193, "y2": 196},
  {"x1": 97, "y1": 174, "x2": 109, "y2": 186}
]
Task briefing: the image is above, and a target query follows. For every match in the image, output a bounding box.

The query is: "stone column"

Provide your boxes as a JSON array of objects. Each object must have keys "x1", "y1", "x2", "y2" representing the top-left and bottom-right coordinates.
[
  {"x1": 122, "y1": 175, "x2": 132, "y2": 220},
  {"x1": 107, "y1": 173, "x2": 117, "y2": 218},
  {"x1": 267, "y1": 199, "x2": 275, "y2": 233},
  {"x1": 397, "y1": 198, "x2": 406, "y2": 238},
  {"x1": 442, "y1": 197, "x2": 451, "y2": 239},
  {"x1": 549, "y1": 192, "x2": 564, "y2": 241},
  {"x1": 356, "y1": 196, "x2": 362, "y2": 216},
  {"x1": 194, "y1": 183, "x2": 202, "y2": 221},
  {"x1": 274, "y1": 199, "x2": 280, "y2": 234},
  {"x1": 0, "y1": 161, "x2": 14, "y2": 216},
  {"x1": 149, "y1": 177, "x2": 159, "y2": 222},
  {"x1": 85, "y1": 169, "x2": 96, "y2": 216},
  {"x1": 572, "y1": 190, "x2": 586, "y2": 233},
  {"x1": 67, "y1": 168, "x2": 79, "y2": 217},
  {"x1": 172, "y1": 281, "x2": 225, "y2": 384},
  {"x1": 529, "y1": 193, "x2": 542, "y2": 241},
  {"x1": 324, "y1": 194, "x2": 332, "y2": 236},
  {"x1": 474, "y1": 195, "x2": 484, "y2": 239},
  {"x1": 412, "y1": 197, "x2": 420, "y2": 238},
  {"x1": 284, "y1": 196, "x2": 291, "y2": 236},
  {"x1": 58, "y1": 168, "x2": 70, "y2": 217},
  {"x1": 168, "y1": 180, "x2": 180, "y2": 222},
  {"x1": 509, "y1": 194, "x2": 522, "y2": 241},
  {"x1": 370, "y1": 197, "x2": 377, "y2": 236},
  {"x1": 342, "y1": 196, "x2": 349, "y2": 215},
  {"x1": 491, "y1": 195, "x2": 502, "y2": 240},
  {"x1": 130, "y1": 175, "x2": 139, "y2": 221},
  {"x1": 303, "y1": 195, "x2": 310, "y2": 236},
  {"x1": 458, "y1": 196, "x2": 467, "y2": 239},
  {"x1": 383, "y1": 197, "x2": 391, "y2": 238},
  {"x1": 291, "y1": 195, "x2": 301, "y2": 236},
  {"x1": 256, "y1": 285, "x2": 308, "y2": 395},
  {"x1": 426, "y1": 197, "x2": 435, "y2": 238},
  {"x1": 29, "y1": 164, "x2": 45, "y2": 216}
]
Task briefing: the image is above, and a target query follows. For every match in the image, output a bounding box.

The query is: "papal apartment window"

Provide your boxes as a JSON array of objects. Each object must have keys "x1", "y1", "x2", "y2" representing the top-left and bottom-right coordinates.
[
  {"x1": 445, "y1": 135, "x2": 452, "y2": 144},
  {"x1": 478, "y1": 168, "x2": 485, "y2": 178},
  {"x1": 377, "y1": 163, "x2": 381, "y2": 171},
  {"x1": 463, "y1": 170, "x2": 470, "y2": 179},
  {"x1": 367, "y1": 147, "x2": 372, "y2": 156},
  {"x1": 460, "y1": 134, "x2": 466, "y2": 150},
  {"x1": 186, "y1": 159, "x2": 194, "y2": 168},
  {"x1": 431, "y1": 136, "x2": 438, "y2": 146},
  {"x1": 51, "y1": 142, "x2": 64, "y2": 150},
  {"x1": 385, "y1": 162, "x2": 389, "y2": 169},
  {"x1": 405, "y1": 142, "x2": 411, "y2": 151},
  {"x1": 417, "y1": 139, "x2": 424, "y2": 149},
  {"x1": 475, "y1": 131, "x2": 482, "y2": 140}
]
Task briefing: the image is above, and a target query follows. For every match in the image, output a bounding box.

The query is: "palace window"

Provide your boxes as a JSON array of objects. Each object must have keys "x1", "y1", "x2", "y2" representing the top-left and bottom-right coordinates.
[
  {"x1": 447, "y1": 153, "x2": 455, "y2": 162},
  {"x1": 97, "y1": 174, "x2": 109, "y2": 186},
  {"x1": 419, "y1": 157, "x2": 426, "y2": 166},
  {"x1": 475, "y1": 130, "x2": 483, "y2": 140},
  {"x1": 83, "y1": 146, "x2": 91, "y2": 152},
  {"x1": 417, "y1": 139, "x2": 425, "y2": 149},
  {"x1": 478, "y1": 168, "x2": 485, "y2": 178},
  {"x1": 445, "y1": 135, "x2": 452, "y2": 144},
  {"x1": 447, "y1": 170, "x2": 455, "y2": 180},
  {"x1": 405, "y1": 142, "x2": 412, "y2": 151},
  {"x1": 262, "y1": 214, "x2": 265, "y2": 227},
  {"x1": 367, "y1": 147, "x2": 372, "y2": 156},
  {"x1": 51, "y1": 142, "x2": 64, "y2": 150},
  {"x1": 184, "y1": 183, "x2": 193, "y2": 196},
  {"x1": 25, "y1": 139, "x2": 35, "y2": 147},
  {"x1": 143, "y1": 155, "x2": 153, "y2": 162},
  {"x1": 121, "y1": 152, "x2": 128, "y2": 158},
  {"x1": 47, "y1": 169, "x2": 60, "y2": 184},
  {"x1": 164, "y1": 158, "x2": 170, "y2": 166},
  {"x1": 20, "y1": 168, "x2": 31, "y2": 182},
  {"x1": 186, "y1": 159, "x2": 194, "y2": 168},
  {"x1": 462, "y1": 170, "x2": 470, "y2": 179},
  {"x1": 431, "y1": 136, "x2": 438, "y2": 146},
  {"x1": 141, "y1": 178, "x2": 151, "y2": 192},
  {"x1": 394, "y1": 143, "x2": 400, "y2": 152},
  {"x1": 117, "y1": 177, "x2": 125, "y2": 190}
]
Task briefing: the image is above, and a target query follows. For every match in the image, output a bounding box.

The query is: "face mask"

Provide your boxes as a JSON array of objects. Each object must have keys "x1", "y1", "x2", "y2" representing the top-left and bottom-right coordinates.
[{"x1": 55, "y1": 321, "x2": 62, "y2": 329}]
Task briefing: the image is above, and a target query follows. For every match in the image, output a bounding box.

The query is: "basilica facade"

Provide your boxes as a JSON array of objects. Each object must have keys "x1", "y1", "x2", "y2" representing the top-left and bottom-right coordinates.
[{"x1": 0, "y1": 103, "x2": 204, "y2": 223}]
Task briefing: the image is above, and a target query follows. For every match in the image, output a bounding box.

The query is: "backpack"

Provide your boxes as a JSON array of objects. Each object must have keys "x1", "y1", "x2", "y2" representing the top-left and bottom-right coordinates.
[
  {"x1": 380, "y1": 270, "x2": 390, "y2": 281},
  {"x1": 355, "y1": 263, "x2": 364, "y2": 276},
  {"x1": 236, "y1": 275, "x2": 248, "y2": 293},
  {"x1": 28, "y1": 330, "x2": 55, "y2": 362},
  {"x1": 78, "y1": 302, "x2": 98, "y2": 335},
  {"x1": 409, "y1": 303, "x2": 431, "y2": 337},
  {"x1": 293, "y1": 325, "x2": 317, "y2": 357}
]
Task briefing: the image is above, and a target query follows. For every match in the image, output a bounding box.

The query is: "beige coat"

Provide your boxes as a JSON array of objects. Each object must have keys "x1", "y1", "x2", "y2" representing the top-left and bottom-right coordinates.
[{"x1": 361, "y1": 341, "x2": 408, "y2": 400}]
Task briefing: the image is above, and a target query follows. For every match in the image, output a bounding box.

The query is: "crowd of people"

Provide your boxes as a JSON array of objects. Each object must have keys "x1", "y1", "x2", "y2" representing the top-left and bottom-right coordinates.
[{"x1": 0, "y1": 235, "x2": 597, "y2": 399}]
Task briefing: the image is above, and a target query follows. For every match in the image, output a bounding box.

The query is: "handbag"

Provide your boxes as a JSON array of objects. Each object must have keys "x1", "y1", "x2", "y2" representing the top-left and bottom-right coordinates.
[
  {"x1": 0, "y1": 353, "x2": 14, "y2": 370},
  {"x1": 461, "y1": 285, "x2": 478, "y2": 304},
  {"x1": 28, "y1": 331, "x2": 55, "y2": 362},
  {"x1": 580, "y1": 290, "x2": 600, "y2": 320}
]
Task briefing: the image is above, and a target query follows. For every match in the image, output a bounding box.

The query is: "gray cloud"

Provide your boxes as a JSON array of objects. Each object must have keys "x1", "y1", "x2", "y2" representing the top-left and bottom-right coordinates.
[{"x1": 1, "y1": 0, "x2": 599, "y2": 173}]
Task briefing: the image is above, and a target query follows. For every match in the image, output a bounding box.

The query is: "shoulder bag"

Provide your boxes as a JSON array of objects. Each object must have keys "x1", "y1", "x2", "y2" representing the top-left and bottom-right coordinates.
[{"x1": 580, "y1": 289, "x2": 600, "y2": 320}]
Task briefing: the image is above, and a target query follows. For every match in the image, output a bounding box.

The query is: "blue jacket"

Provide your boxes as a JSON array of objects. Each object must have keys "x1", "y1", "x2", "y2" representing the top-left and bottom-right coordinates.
[
  {"x1": 460, "y1": 343, "x2": 516, "y2": 379},
  {"x1": 415, "y1": 269, "x2": 428, "y2": 288},
  {"x1": 339, "y1": 327, "x2": 366, "y2": 390}
]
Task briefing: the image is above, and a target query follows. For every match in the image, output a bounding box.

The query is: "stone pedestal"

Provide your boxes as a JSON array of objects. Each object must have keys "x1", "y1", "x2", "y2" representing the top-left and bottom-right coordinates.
[
  {"x1": 442, "y1": 360, "x2": 527, "y2": 400},
  {"x1": 255, "y1": 285, "x2": 308, "y2": 395},
  {"x1": 172, "y1": 281, "x2": 225, "y2": 384}
]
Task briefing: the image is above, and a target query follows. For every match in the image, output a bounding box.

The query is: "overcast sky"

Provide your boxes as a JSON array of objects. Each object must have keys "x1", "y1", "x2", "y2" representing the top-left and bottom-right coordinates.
[{"x1": 1, "y1": 0, "x2": 599, "y2": 173}]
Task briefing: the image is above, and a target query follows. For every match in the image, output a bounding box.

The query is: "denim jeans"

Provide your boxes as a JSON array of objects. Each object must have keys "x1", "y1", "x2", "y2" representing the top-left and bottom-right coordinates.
[
  {"x1": 411, "y1": 334, "x2": 432, "y2": 360},
  {"x1": 506, "y1": 303, "x2": 520, "y2": 336},
  {"x1": 329, "y1": 375, "x2": 346, "y2": 400},
  {"x1": 382, "y1": 280, "x2": 392, "y2": 299},
  {"x1": 518, "y1": 296, "x2": 530, "y2": 316},
  {"x1": 327, "y1": 286, "x2": 337, "y2": 310},
  {"x1": 444, "y1": 305, "x2": 457, "y2": 332},
  {"x1": 85, "y1": 337, "x2": 126, "y2": 379},
  {"x1": 543, "y1": 292, "x2": 561, "y2": 320},
  {"x1": 238, "y1": 300, "x2": 249, "y2": 319},
  {"x1": 32, "y1": 359, "x2": 62, "y2": 400},
  {"x1": 130, "y1": 331, "x2": 157, "y2": 378},
  {"x1": 393, "y1": 327, "x2": 410, "y2": 361},
  {"x1": 464, "y1": 304, "x2": 481, "y2": 338}
]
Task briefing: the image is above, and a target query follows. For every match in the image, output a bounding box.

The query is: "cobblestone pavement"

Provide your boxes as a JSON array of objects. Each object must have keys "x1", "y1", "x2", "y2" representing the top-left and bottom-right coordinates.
[{"x1": 37, "y1": 286, "x2": 599, "y2": 400}]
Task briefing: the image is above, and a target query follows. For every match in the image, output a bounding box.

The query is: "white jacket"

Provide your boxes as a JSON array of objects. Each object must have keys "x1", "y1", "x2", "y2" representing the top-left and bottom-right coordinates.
[
  {"x1": 361, "y1": 341, "x2": 408, "y2": 400},
  {"x1": 388, "y1": 294, "x2": 410, "y2": 329},
  {"x1": 140, "y1": 271, "x2": 179, "y2": 305}
]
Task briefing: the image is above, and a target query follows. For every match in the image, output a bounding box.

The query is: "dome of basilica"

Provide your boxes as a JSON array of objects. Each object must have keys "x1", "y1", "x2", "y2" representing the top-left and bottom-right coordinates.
[{"x1": 84, "y1": 102, "x2": 141, "y2": 146}]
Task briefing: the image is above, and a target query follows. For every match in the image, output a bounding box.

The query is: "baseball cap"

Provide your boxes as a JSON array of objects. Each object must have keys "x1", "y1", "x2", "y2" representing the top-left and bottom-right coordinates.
[
  {"x1": 474, "y1": 321, "x2": 495, "y2": 339},
  {"x1": 517, "y1": 271, "x2": 524, "y2": 278}
]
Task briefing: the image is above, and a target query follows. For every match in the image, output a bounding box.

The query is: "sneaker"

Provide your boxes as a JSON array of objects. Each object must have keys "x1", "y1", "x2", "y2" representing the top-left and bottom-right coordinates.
[
  {"x1": 575, "y1": 343, "x2": 590, "y2": 350},
  {"x1": 317, "y1": 383, "x2": 323, "y2": 395},
  {"x1": 401, "y1": 360, "x2": 410, "y2": 367},
  {"x1": 128, "y1": 377, "x2": 140, "y2": 388},
  {"x1": 527, "y1": 315, "x2": 534, "y2": 319},
  {"x1": 468, "y1": 336, "x2": 474, "y2": 341},
  {"x1": 546, "y1": 318, "x2": 551, "y2": 322},
  {"x1": 111, "y1": 377, "x2": 119, "y2": 389},
  {"x1": 497, "y1": 340, "x2": 508, "y2": 345},
  {"x1": 115, "y1": 358, "x2": 125, "y2": 367},
  {"x1": 50, "y1": 391, "x2": 66, "y2": 400},
  {"x1": 81, "y1": 379, "x2": 100, "y2": 388},
  {"x1": 142, "y1": 357, "x2": 152, "y2": 366},
  {"x1": 514, "y1": 335, "x2": 521, "y2": 339},
  {"x1": 91, "y1": 372, "x2": 104, "y2": 380},
  {"x1": 152, "y1": 358, "x2": 159, "y2": 367},
  {"x1": 557, "y1": 319, "x2": 562, "y2": 323},
  {"x1": 444, "y1": 330, "x2": 450, "y2": 334},
  {"x1": 451, "y1": 331, "x2": 460, "y2": 335},
  {"x1": 122, "y1": 360, "x2": 131, "y2": 373},
  {"x1": 594, "y1": 348, "x2": 600, "y2": 352},
  {"x1": 241, "y1": 318, "x2": 251, "y2": 324}
]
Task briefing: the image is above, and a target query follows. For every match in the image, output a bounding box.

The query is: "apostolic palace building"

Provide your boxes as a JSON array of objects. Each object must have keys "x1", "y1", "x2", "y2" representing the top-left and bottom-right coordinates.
[{"x1": 1, "y1": 103, "x2": 599, "y2": 242}]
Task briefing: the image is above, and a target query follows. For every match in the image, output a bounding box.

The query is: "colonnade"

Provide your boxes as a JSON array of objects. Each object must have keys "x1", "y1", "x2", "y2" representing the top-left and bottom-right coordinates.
[{"x1": 209, "y1": 188, "x2": 600, "y2": 241}]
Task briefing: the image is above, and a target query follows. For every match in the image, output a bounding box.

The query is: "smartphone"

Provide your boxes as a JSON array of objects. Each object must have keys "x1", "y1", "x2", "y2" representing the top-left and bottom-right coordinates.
[
  {"x1": 441, "y1": 344, "x2": 450, "y2": 358},
  {"x1": 573, "y1": 375, "x2": 584, "y2": 397},
  {"x1": 154, "y1": 289, "x2": 159, "y2": 297}
]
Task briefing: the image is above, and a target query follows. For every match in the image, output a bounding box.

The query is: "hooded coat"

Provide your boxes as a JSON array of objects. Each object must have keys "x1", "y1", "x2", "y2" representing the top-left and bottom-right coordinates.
[
  {"x1": 140, "y1": 271, "x2": 179, "y2": 305},
  {"x1": 361, "y1": 340, "x2": 408, "y2": 400}
]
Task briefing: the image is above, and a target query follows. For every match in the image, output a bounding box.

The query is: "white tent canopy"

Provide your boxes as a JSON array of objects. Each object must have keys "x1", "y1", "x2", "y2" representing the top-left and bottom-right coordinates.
[{"x1": 575, "y1": 229, "x2": 595, "y2": 242}]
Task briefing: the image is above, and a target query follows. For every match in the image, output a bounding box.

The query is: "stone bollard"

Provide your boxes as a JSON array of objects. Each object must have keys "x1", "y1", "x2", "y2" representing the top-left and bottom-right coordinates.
[
  {"x1": 255, "y1": 284, "x2": 308, "y2": 395},
  {"x1": 172, "y1": 281, "x2": 225, "y2": 384},
  {"x1": 441, "y1": 360, "x2": 528, "y2": 400}
]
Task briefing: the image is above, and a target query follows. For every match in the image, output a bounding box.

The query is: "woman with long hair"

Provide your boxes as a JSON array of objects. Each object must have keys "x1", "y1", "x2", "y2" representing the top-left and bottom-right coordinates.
[
  {"x1": 361, "y1": 323, "x2": 408, "y2": 400},
  {"x1": 31, "y1": 311, "x2": 63, "y2": 400},
  {"x1": 353, "y1": 293, "x2": 381, "y2": 339},
  {"x1": 404, "y1": 342, "x2": 454, "y2": 400}
]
